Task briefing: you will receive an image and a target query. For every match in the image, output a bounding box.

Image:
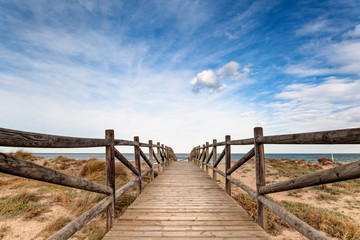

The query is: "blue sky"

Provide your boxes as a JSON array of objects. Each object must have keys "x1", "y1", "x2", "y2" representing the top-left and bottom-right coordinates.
[{"x1": 1, "y1": 0, "x2": 360, "y2": 153}]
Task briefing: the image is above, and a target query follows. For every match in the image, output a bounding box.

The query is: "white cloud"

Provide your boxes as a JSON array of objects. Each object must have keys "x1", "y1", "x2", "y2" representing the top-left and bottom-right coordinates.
[
  {"x1": 191, "y1": 61, "x2": 252, "y2": 93},
  {"x1": 190, "y1": 69, "x2": 226, "y2": 93},
  {"x1": 285, "y1": 39, "x2": 360, "y2": 77},
  {"x1": 265, "y1": 78, "x2": 360, "y2": 134},
  {"x1": 296, "y1": 19, "x2": 339, "y2": 36},
  {"x1": 346, "y1": 24, "x2": 360, "y2": 37},
  {"x1": 217, "y1": 61, "x2": 240, "y2": 80}
]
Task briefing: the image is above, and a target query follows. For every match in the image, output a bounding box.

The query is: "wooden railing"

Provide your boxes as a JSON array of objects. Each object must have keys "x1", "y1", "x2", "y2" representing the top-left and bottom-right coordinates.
[
  {"x1": 189, "y1": 127, "x2": 360, "y2": 240},
  {"x1": 0, "y1": 127, "x2": 176, "y2": 240}
]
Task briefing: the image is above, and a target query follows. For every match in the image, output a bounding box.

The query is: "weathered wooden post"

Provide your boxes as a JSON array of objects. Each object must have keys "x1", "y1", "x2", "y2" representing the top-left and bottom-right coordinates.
[
  {"x1": 198, "y1": 145, "x2": 201, "y2": 166},
  {"x1": 201, "y1": 144, "x2": 205, "y2": 170},
  {"x1": 205, "y1": 142, "x2": 209, "y2": 174},
  {"x1": 225, "y1": 135, "x2": 231, "y2": 196},
  {"x1": 161, "y1": 144, "x2": 166, "y2": 167},
  {"x1": 254, "y1": 127, "x2": 267, "y2": 230},
  {"x1": 157, "y1": 142, "x2": 162, "y2": 171},
  {"x1": 105, "y1": 129, "x2": 115, "y2": 231},
  {"x1": 149, "y1": 140, "x2": 154, "y2": 181},
  {"x1": 212, "y1": 139, "x2": 217, "y2": 181},
  {"x1": 134, "y1": 136, "x2": 142, "y2": 195}
]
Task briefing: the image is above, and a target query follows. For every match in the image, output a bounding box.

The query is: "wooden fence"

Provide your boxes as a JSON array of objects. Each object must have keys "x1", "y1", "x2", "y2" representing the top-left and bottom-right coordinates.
[
  {"x1": 189, "y1": 127, "x2": 360, "y2": 240},
  {"x1": 0, "y1": 127, "x2": 176, "y2": 240}
]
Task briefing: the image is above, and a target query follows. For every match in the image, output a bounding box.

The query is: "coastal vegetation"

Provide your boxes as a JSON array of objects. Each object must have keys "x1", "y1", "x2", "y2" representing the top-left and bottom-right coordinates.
[
  {"x1": 228, "y1": 158, "x2": 360, "y2": 240},
  {"x1": 0, "y1": 151, "x2": 146, "y2": 240},
  {"x1": 0, "y1": 151, "x2": 359, "y2": 239}
]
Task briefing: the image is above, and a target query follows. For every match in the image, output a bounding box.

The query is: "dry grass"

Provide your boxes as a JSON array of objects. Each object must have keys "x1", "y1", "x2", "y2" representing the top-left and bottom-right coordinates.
[
  {"x1": 115, "y1": 193, "x2": 137, "y2": 215},
  {"x1": 80, "y1": 158, "x2": 128, "y2": 184},
  {"x1": 233, "y1": 192, "x2": 288, "y2": 236},
  {"x1": 234, "y1": 191, "x2": 360, "y2": 239},
  {"x1": 39, "y1": 216, "x2": 72, "y2": 238},
  {"x1": 267, "y1": 158, "x2": 319, "y2": 178},
  {"x1": 8, "y1": 150, "x2": 34, "y2": 160},
  {"x1": 281, "y1": 201, "x2": 360, "y2": 240},
  {"x1": 0, "y1": 225, "x2": 10, "y2": 240},
  {"x1": 0, "y1": 192, "x2": 44, "y2": 219}
]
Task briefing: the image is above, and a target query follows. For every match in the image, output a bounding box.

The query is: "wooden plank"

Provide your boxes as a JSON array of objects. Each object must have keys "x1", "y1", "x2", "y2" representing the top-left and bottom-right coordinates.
[
  {"x1": 103, "y1": 162, "x2": 268, "y2": 239},
  {"x1": 257, "y1": 127, "x2": 360, "y2": 144},
  {"x1": 0, "y1": 153, "x2": 111, "y2": 195},
  {"x1": 0, "y1": 127, "x2": 109, "y2": 148}
]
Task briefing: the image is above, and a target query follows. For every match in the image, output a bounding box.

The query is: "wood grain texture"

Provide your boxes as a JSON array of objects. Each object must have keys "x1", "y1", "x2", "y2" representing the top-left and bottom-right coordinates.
[
  {"x1": 225, "y1": 135, "x2": 231, "y2": 196},
  {"x1": 0, "y1": 127, "x2": 109, "y2": 148},
  {"x1": 106, "y1": 130, "x2": 116, "y2": 231},
  {"x1": 257, "y1": 127, "x2": 360, "y2": 144},
  {"x1": 103, "y1": 162, "x2": 268, "y2": 239},
  {"x1": 134, "y1": 136, "x2": 142, "y2": 195},
  {"x1": 0, "y1": 153, "x2": 111, "y2": 195},
  {"x1": 254, "y1": 127, "x2": 267, "y2": 230}
]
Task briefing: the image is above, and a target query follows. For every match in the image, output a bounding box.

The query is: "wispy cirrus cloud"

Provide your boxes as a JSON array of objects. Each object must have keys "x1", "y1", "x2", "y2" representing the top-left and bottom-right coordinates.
[{"x1": 285, "y1": 23, "x2": 360, "y2": 77}]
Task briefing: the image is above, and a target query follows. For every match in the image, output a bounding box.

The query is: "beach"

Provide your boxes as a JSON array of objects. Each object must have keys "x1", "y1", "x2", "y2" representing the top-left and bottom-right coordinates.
[{"x1": 0, "y1": 153, "x2": 359, "y2": 239}]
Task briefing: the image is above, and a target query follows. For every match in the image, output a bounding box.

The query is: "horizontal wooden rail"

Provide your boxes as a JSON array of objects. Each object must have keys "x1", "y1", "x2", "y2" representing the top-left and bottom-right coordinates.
[
  {"x1": 114, "y1": 139, "x2": 156, "y2": 148},
  {"x1": 0, "y1": 128, "x2": 110, "y2": 148},
  {"x1": 114, "y1": 149, "x2": 140, "y2": 176},
  {"x1": 257, "y1": 128, "x2": 360, "y2": 144},
  {"x1": 259, "y1": 160, "x2": 360, "y2": 195},
  {"x1": 0, "y1": 153, "x2": 112, "y2": 195},
  {"x1": 208, "y1": 141, "x2": 226, "y2": 147},
  {"x1": 49, "y1": 168, "x2": 152, "y2": 240},
  {"x1": 227, "y1": 138, "x2": 254, "y2": 145},
  {"x1": 226, "y1": 147, "x2": 254, "y2": 175}
]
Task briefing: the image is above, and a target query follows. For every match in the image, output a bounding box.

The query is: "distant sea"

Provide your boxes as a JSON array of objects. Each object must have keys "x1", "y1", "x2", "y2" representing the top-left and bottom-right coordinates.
[{"x1": 33, "y1": 153, "x2": 360, "y2": 163}]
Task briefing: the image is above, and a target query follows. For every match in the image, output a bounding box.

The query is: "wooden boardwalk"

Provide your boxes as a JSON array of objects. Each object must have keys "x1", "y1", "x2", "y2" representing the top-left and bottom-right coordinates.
[{"x1": 103, "y1": 162, "x2": 269, "y2": 239}]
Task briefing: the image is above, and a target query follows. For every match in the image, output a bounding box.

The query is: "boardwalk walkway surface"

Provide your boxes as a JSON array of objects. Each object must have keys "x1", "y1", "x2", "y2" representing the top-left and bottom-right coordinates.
[{"x1": 103, "y1": 162, "x2": 269, "y2": 239}]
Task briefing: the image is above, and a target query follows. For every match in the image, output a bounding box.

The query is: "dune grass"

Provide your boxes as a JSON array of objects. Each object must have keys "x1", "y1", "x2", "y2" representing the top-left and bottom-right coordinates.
[
  {"x1": 8, "y1": 150, "x2": 34, "y2": 160},
  {"x1": 0, "y1": 192, "x2": 44, "y2": 219}
]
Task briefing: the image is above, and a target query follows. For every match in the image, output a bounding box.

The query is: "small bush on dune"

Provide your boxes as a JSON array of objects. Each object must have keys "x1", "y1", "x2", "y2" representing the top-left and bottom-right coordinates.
[
  {"x1": 8, "y1": 150, "x2": 34, "y2": 160},
  {"x1": 80, "y1": 159, "x2": 128, "y2": 182},
  {"x1": 80, "y1": 158, "x2": 105, "y2": 177}
]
